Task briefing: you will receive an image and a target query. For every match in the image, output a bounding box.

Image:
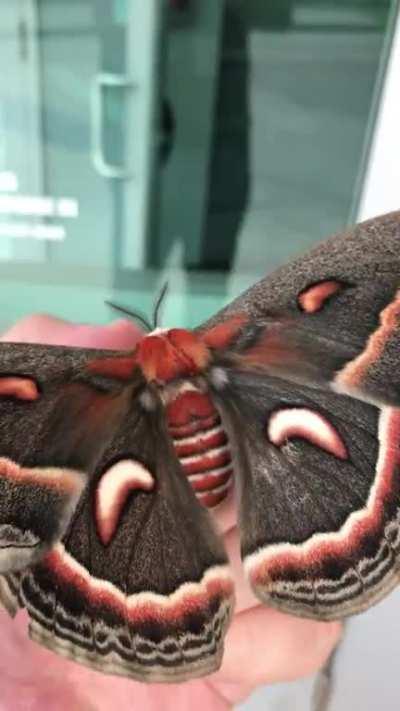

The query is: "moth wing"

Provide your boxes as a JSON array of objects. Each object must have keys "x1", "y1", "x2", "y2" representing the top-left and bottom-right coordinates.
[
  {"x1": 17, "y1": 396, "x2": 234, "y2": 682},
  {"x1": 213, "y1": 369, "x2": 400, "y2": 620},
  {"x1": 200, "y1": 211, "x2": 400, "y2": 408},
  {"x1": 0, "y1": 342, "x2": 132, "y2": 575}
]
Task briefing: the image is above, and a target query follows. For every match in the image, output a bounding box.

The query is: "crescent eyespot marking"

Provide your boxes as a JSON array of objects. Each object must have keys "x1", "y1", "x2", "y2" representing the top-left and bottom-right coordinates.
[
  {"x1": 298, "y1": 280, "x2": 343, "y2": 313},
  {"x1": 0, "y1": 457, "x2": 85, "y2": 494},
  {"x1": 267, "y1": 408, "x2": 348, "y2": 460},
  {"x1": 248, "y1": 408, "x2": 400, "y2": 589},
  {"x1": 95, "y1": 460, "x2": 155, "y2": 545},
  {"x1": 0, "y1": 376, "x2": 39, "y2": 401}
]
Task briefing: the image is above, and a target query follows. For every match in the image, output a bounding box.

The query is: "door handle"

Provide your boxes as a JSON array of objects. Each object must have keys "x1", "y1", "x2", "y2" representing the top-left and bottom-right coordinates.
[{"x1": 90, "y1": 73, "x2": 135, "y2": 179}]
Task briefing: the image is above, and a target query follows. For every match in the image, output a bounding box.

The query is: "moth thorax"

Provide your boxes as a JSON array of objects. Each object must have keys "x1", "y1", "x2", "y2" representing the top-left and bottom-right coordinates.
[
  {"x1": 135, "y1": 328, "x2": 209, "y2": 384},
  {"x1": 165, "y1": 382, "x2": 233, "y2": 508}
]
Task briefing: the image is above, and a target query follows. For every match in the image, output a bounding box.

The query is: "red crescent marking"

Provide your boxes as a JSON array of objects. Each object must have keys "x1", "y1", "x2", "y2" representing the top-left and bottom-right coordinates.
[
  {"x1": 44, "y1": 545, "x2": 234, "y2": 625},
  {"x1": 335, "y1": 289, "x2": 400, "y2": 389},
  {"x1": 268, "y1": 408, "x2": 348, "y2": 460},
  {"x1": 0, "y1": 377, "x2": 39, "y2": 401},
  {"x1": 200, "y1": 315, "x2": 247, "y2": 350},
  {"x1": 95, "y1": 460, "x2": 155, "y2": 545},
  {"x1": 298, "y1": 281, "x2": 343, "y2": 313},
  {"x1": 0, "y1": 457, "x2": 84, "y2": 494},
  {"x1": 250, "y1": 408, "x2": 400, "y2": 585}
]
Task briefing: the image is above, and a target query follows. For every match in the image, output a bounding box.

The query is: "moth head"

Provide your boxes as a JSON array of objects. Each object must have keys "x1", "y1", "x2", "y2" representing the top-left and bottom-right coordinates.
[{"x1": 135, "y1": 329, "x2": 210, "y2": 384}]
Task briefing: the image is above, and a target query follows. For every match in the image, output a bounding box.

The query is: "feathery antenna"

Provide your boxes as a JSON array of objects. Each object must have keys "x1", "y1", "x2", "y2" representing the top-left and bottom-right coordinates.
[
  {"x1": 153, "y1": 282, "x2": 169, "y2": 329},
  {"x1": 105, "y1": 301, "x2": 152, "y2": 332},
  {"x1": 106, "y1": 282, "x2": 170, "y2": 332}
]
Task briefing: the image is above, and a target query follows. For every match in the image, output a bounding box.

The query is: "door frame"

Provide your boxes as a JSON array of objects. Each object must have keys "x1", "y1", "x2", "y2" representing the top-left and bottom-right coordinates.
[{"x1": 356, "y1": 1, "x2": 400, "y2": 221}]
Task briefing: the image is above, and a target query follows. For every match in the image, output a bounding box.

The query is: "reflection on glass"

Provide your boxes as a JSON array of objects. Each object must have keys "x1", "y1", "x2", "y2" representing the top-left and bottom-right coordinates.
[{"x1": 156, "y1": 0, "x2": 393, "y2": 281}]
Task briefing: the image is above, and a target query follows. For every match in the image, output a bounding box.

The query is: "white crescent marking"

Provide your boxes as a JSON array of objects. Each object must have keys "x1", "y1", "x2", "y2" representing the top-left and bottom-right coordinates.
[
  {"x1": 268, "y1": 408, "x2": 347, "y2": 460},
  {"x1": 95, "y1": 460, "x2": 154, "y2": 545}
]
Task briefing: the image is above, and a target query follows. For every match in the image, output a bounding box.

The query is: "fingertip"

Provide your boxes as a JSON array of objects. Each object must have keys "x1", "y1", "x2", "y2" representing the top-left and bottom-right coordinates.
[
  {"x1": 217, "y1": 606, "x2": 343, "y2": 690},
  {"x1": 1, "y1": 314, "x2": 68, "y2": 344},
  {"x1": 213, "y1": 492, "x2": 237, "y2": 535},
  {"x1": 1, "y1": 314, "x2": 143, "y2": 349},
  {"x1": 313, "y1": 620, "x2": 343, "y2": 667}
]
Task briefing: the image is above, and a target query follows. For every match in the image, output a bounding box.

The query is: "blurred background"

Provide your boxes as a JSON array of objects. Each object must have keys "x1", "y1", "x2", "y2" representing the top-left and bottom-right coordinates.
[{"x1": 0, "y1": 1, "x2": 399, "y2": 707}]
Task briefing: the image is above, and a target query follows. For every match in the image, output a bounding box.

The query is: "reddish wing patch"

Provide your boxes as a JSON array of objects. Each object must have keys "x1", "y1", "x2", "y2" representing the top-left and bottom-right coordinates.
[
  {"x1": 0, "y1": 458, "x2": 86, "y2": 572},
  {"x1": 267, "y1": 407, "x2": 348, "y2": 460},
  {"x1": 201, "y1": 315, "x2": 248, "y2": 350},
  {"x1": 0, "y1": 457, "x2": 84, "y2": 494},
  {"x1": 0, "y1": 376, "x2": 39, "y2": 401},
  {"x1": 87, "y1": 356, "x2": 137, "y2": 381},
  {"x1": 298, "y1": 280, "x2": 343, "y2": 314},
  {"x1": 335, "y1": 289, "x2": 400, "y2": 391},
  {"x1": 95, "y1": 460, "x2": 155, "y2": 545},
  {"x1": 238, "y1": 326, "x2": 301, "y2": 371},
  {"x1": 43, "y1": 543, "x2": 234, "y2": 626}
]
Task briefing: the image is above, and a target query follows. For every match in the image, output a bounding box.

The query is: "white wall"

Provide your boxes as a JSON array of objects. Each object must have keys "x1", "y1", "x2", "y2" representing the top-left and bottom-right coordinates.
[{"x1": 358, "y1": 4, "x2": 400, "y2": 220}]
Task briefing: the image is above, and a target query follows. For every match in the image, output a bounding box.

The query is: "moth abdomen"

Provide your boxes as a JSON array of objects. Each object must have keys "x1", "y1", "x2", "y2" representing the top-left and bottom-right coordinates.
[{"x1": 165, "y1": 383, "x2": 233, "y2": 508}]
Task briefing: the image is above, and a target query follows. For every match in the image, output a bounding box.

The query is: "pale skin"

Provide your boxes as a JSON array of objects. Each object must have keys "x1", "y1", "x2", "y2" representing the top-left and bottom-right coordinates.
[{"x1": 0, "y1": 315, "x2": 341, "y2": 711}]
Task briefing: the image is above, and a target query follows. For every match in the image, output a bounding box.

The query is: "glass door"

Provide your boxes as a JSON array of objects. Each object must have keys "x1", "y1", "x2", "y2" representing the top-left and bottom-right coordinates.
[
  {"x1": 0, "y1": 0, "x2": 397, "y2": 334},
  {"x1": 0, "y1": 0, "x2": 161, "y2": 328},
  {"x1": 149, "y1": 0, "x2": 397, "y2": 330}
]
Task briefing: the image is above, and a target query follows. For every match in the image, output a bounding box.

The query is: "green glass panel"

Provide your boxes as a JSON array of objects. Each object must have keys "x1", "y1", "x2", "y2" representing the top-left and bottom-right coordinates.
[{"x1": 0, "y1": 0, "x2": 396, "y2": 334}]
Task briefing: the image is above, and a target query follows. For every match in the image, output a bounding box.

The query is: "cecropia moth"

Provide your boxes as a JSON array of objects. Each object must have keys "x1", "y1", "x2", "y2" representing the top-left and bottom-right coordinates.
[{"x1": 0, "y1": 210, "x2": 400, "y2": 682}]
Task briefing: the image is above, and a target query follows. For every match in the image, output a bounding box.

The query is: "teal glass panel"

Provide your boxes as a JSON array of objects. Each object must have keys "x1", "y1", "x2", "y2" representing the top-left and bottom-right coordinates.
[{"x1": 0, "y1": 0, "x2": 396, "y2": 334}]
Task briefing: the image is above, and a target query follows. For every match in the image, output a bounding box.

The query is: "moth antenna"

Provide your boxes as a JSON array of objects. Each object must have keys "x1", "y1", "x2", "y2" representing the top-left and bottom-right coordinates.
[
  {"x1": 153, "y1": 282, "x2": 169, "y2": 329},
  {"x1": 105, "y1": 301, "x2": 152, "y2": 332}
]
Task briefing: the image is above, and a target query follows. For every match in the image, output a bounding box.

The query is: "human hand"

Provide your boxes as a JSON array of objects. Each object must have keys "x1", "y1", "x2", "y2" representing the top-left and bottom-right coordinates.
[{"x1": 0, "y1": 315, "x2": 341, "y2": 711}]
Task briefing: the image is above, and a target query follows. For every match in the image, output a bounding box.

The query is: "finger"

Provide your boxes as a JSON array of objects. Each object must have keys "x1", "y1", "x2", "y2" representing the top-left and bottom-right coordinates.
[
  {"x1": 0, "y1": 611, "x2": 230, "y2": 711},
  {"x1": 223, "y1": 525, "x2": 259, "y2": 612},
  {"x1": 1, "y1": 314, "x2": 143, "y2": 349},
  {"x1": 212, "y1": 489, "x2": 238, "y2": 535},
  {"x1": 212, "y1": 606, "x2": 342, "y2": 704}
]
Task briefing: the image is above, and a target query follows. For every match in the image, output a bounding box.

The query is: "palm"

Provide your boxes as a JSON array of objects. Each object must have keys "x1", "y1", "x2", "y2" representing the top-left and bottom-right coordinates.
[{"x1": 0, "y1": 316, "x2": 340, "y2": 711}]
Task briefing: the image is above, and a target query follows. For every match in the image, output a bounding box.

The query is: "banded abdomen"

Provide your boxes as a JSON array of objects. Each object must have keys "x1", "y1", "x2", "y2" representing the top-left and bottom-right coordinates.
[{"x1": 165, "y1": 384, "x2": 233, "y2": 508}]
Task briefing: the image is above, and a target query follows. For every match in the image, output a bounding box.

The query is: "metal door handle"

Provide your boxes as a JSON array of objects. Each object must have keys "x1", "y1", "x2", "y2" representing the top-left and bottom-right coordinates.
[{"x1": 90, "y1": 73, "x2": 135, "y2": 179}]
